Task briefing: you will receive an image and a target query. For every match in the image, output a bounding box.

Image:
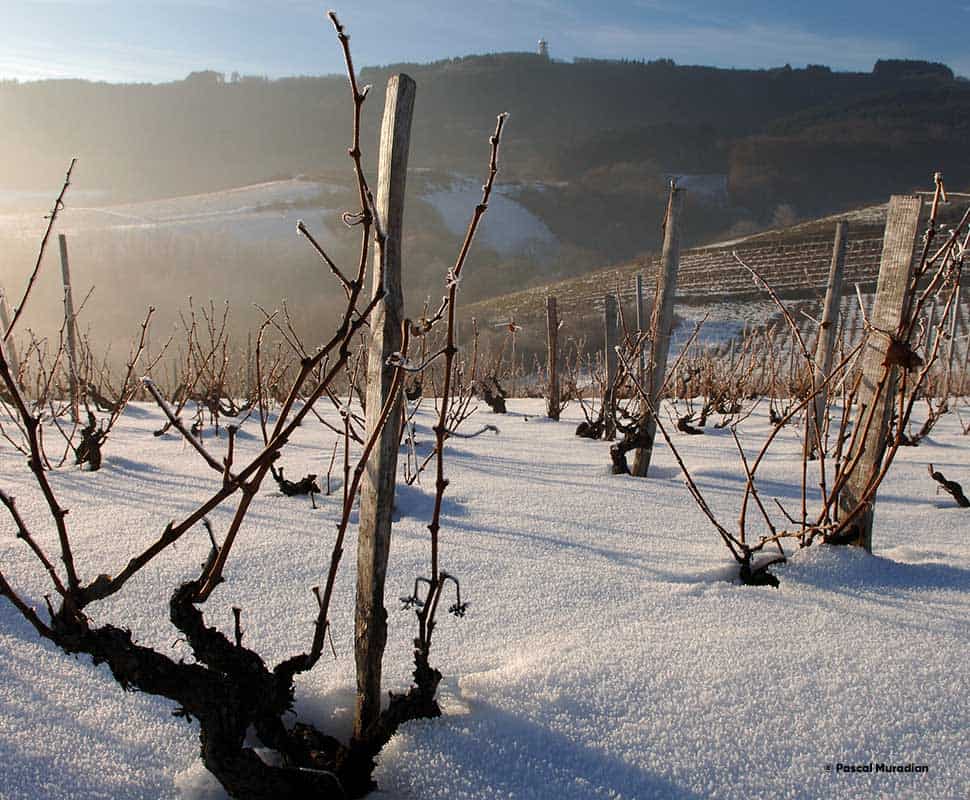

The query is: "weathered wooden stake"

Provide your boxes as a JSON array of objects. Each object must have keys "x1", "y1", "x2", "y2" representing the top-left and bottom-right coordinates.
[
  {"x1": 838, "y1": 195, "x2": 924, "y2": 551},
  {"x1": 943, "y1": 282, "x2": 962, "y2": 400},
  {"x1": 604, "y1": 293, "x2": 619, "y2": 439},
  {"x1": 245, "y1": 331, "x2": 253, "y2": 399},
  {"x1": 546, "y1": 295, "x2": 560, "y2": 420},
  {"x1": 925, "y1": 297, "x2": 938, "y2": 359},
  {"x1": 631, "y1": 183, "x2": 685, "y2": 477},
  {"x1": 58, "y1": 234, "x2": 80, "y2": 421},
  {"x1": 960, "y1": 306, "x2": 970, "y2": 395},
  {"x1": 635, "y1": 273, "x2": 646, "y2": 379},
  {"x1": 809, "y1": 220, "x2": 848, "y2": 454},
  {"x1": 0, "y1": 289, "x2": 19, "y2": 379},
  {"x1": 510, "y1": 323, "x2": 518, "y2": 400},
  {"x1": 354, "y1": 73, "x2": 415, "y2": 742}
]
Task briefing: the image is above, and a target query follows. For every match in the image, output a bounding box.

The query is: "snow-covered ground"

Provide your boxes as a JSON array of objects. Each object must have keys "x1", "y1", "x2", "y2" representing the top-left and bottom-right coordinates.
[
  {"x1": 1, "y1": 399, "x2": 968, "y2": 799},
  {"x1": 672, "y1": 298, "x2": 783, "y2": 350}
]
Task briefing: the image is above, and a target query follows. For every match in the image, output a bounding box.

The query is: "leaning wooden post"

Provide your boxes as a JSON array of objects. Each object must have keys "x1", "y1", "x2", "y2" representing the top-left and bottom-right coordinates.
[
  {"x1": 925, "y1": 297, "x2": 938, "y2": 359},
  {"x1": 635, "y1": 272, "x2": 648, "y2": 384},
  {"x1": 603, "y1": 293, "x2": 619, "y2": 439},
  {"x1": 635, "y1": 273, "x2": 645, "y2": 331},
  {"x1": 958, "y1": 304, "x2": 970, "y2": 395},
  {"x1": 838, "y1": 195, "x2": 924, "y2": 551},
  {"x1": 0, "y1": 289, "x2": 19, "y2": 380},
  {"x1": 58, "y1": 234, "x2": 80, "y2": 421},
  {"x1": 546, "y1": 295, "x2": 560, "y2": 420},
  {"x1": 809, "y1": 220, "x2": 848, "y2": 455},
  {"x1": 245, "y1": 331, "x2": 253, "y2": 399},
  {"x1": 631, "y1": 183, "x2": 685, "y2": 477},
  {"x1": 510, "y1": 323, "x2": 518, "y2": 400},
  {"x1": 354, "y1": 73, "x2": 415, "y2": 742},
  {"x1": 943, "y1": 281, "x2": 962, "y2": 401}
]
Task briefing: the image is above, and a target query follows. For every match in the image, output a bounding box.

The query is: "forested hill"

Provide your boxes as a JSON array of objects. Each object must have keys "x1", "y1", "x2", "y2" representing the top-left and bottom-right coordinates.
[{"x1": 2, "y1": 55, "x2": 966, "y2": 225}]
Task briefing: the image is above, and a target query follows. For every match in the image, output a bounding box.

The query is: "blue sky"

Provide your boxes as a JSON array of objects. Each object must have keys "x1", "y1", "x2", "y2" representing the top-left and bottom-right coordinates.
[{"x1": 1, "y1": 1, "x2": 967, "y2": 83}]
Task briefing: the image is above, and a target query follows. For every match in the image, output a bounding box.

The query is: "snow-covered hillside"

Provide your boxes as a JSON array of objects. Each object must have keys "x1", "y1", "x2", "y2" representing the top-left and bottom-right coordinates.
[
  {"x1": 1, "y1": 400, "x2": 968, "y2": 799},
  {"x1": 0, "y1": 179, "x2": 340, "y2": 244},
  {"x1": 423, "y1": 178, "x2": 559, "y2": 260},
  {"x1": 0, "y1": 176, "x2": 559, "y2": 261}
]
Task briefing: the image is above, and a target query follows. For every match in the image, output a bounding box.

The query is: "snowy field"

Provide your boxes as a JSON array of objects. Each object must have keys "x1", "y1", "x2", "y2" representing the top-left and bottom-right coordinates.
[{"x1": 1, "y1": 399, "x2": 968, "y2": 800}]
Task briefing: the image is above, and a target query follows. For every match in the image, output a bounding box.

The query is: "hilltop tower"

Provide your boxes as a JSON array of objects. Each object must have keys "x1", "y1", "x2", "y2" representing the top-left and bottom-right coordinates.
[{"x1": 538, "y1": 38, "x2": 549, "y2": 59}]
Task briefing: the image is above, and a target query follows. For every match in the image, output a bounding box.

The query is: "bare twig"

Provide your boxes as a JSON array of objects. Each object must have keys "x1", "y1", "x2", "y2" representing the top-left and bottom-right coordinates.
[{"x1": 5, "y1": 159, "x2": 77, "y2": 343}]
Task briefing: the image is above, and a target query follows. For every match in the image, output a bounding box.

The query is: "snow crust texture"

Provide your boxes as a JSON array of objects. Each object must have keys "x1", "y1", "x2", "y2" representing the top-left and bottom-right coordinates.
[{"x1": 1, "y1": 400, "x2": 967, "y2": 799}]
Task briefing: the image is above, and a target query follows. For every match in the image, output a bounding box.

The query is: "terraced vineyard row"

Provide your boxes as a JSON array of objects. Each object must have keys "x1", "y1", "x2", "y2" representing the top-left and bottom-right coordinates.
[
  {"x1": 465, "y1": 223, "x2": 887, "y2": 333},
  {"x1": 463, "y1": 199, "x2": 968, "y2": 362}
]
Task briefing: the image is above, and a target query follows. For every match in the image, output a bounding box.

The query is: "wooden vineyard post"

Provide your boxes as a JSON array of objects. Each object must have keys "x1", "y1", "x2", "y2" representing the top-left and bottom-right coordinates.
[
  {"x1": 546, "y1": 295, "x2": 560, "y2": 420},
  {"x1": 958, "y1": 302, "x2": 970, "y2": 395},
  {"x1": 0, "y1": 288, "x2": 19, "y2": 380},
  {"x1": 354, "y1": 73, "x2": 416, "y2": 742},
  {"x1": 631, "y1": 183, "x2": 685, "y2": 477},
  {"x1": 58, "y1": 234, "x2": 80, "y2": 421},
  {"x1": 925, "y1": 297, "x2": 938, "y2": 360},
  {"x1": 509, "y1": 319, "x2": 519, "y2": 400},
  {"x1": 943, "y1": 282, "x2": 962, "y2": 400},
  {"x1": 245, "y1": 331, "x2": 253, "y2": 399},
  {"x1": 604, "y1": 293, "x2": 619, "y2": 439},
  {"x1": 635, "y1": 272, "x2": 647, "y2": 382},
  {"x1": 809, "y1": 220, "x2": 848, "y2": 455},
  {"x1": 838, "y1": 195, "x2": 925, "y2": 551}
]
